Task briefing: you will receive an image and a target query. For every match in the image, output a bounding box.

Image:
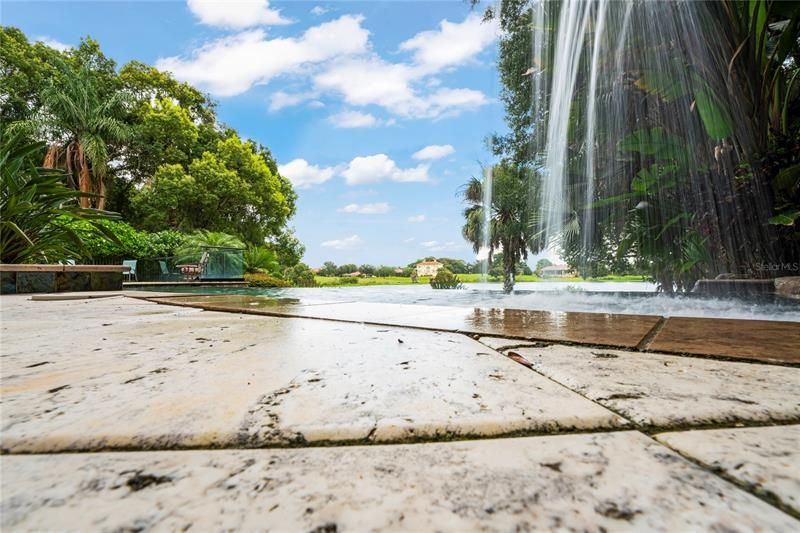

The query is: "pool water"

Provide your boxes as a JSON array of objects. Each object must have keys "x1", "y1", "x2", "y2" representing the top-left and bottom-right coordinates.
[{"x1": 134, "y1": 281, "x2": 800, "y2": 322}]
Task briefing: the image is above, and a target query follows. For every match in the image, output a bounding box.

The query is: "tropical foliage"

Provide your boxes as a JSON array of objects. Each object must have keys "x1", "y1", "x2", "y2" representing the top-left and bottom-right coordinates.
[
  {"x1": 283, "y1": 263, "x2": 317, "y2": 287},
  {"x1": 243, "y1": 245, "x2": 281, "y2": 275},
  {"x1": 429, "y1": 269, "x2": 464, "y2": 289},
  {"x1": 72, "y1": 219, "x2": 184, "y2": 262},
  {"x1": 175, "y1": 230, "x2": 244, "y2": 262},
  {"x1": 461, "y1": 163, "x2": 544, "y2": 292},
  {"x1": 21, "y1": 61, "x2": 129, "y2": 210},
  {"x1": 0, "y1": 28, "x2": 302, "y2": 269},
  {"x1": 244, "y1": 272, "x2": 292, "y2": 288},
  {"x1": 0, "y1": 132, "x2": 116, "y2": 263},
  {"x1": 484, "y1": 0, "x2": 800, "y2": 290}
]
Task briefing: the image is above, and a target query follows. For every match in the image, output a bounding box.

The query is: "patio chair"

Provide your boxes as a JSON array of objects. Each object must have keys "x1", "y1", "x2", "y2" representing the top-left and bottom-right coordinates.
[
  {"x1": 158, "y1": 260, "x2": 173, "y2": 281},
  {"x1": 196, "y1": 251, "x2": 210, "y2": 280},
  {"x1": 123, "y1": 260, "x2": 137, "y2": 281}
]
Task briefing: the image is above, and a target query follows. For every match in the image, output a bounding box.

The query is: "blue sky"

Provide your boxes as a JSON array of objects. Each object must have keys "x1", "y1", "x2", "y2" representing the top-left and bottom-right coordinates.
[{"x1": 4, "y1": 0, "x2": 507, "y2": 267}]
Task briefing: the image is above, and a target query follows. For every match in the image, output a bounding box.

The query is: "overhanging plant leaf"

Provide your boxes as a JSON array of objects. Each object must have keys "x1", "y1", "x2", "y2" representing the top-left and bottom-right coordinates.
[
  {"x1": 774, "y1": 163, "x2": 800, "y2": 194},
  {"x1": 619, "y1": 128, "x2": 689, "y2": 162},
  {"x1": 634, "y1": 69, "x2": 686, "y2": 102},
  {"x1": 694, "y1": 89, "x2": 734, "y2": 139},
  {"x1": 768, "y1": 211, "x2": 800, "y2": 226}
]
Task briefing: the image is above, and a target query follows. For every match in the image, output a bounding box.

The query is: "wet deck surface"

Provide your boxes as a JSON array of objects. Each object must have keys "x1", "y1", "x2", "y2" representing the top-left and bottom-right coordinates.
[
  {"x1": 1, "y1": 294, "x2": 798, "y2": 530},
  {"x1": 146, "y1": 293, "x2": 800, "y2": 363}
]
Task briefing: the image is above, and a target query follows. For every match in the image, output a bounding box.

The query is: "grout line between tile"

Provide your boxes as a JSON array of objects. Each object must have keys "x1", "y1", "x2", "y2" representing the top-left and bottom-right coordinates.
[
  {"x1": 636, "y1": 316, "x2": 667, "y2": 351},
  {"x1": 647, "y1": 433, "x2": 800, "y2": 520}
]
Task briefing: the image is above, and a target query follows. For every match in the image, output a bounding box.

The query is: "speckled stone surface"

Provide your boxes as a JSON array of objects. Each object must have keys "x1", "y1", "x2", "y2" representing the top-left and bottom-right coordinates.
[
  {"x1": 3, "y1": 431, "x2": 797, "y2": 532},
  {"x1": 498, "y1": 343, "x2": 800, "y2": 428},
  {"x1": 0, "y1": 296, "x2": 625, "y2": 453},
  {"x1": 656, "y1": 425, "x2": 800, "y2": 514},
  {"x1": 15, "y1": 272, "x2": 55, "y2": 293}
]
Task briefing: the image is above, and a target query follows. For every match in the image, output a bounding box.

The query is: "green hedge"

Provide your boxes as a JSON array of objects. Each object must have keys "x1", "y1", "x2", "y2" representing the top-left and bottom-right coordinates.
[
  {"x1": 245, "y1": 273, "x2": 291, "y2": 288},
  {"x1": 72, "y1": 220, "x2": 185, "y2": 262}
]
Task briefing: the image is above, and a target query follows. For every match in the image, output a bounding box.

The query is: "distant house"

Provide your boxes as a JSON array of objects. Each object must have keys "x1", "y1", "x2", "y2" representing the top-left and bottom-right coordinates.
[
  {"x1": 341, "y1": 271, "x2": 362, "y2": 277},
  {"x1": 540, "y1": 264, "x2": 576, "y2": 278},
  {"x1": 416, "y1": 260, "x2": 444, "y2": 277}
]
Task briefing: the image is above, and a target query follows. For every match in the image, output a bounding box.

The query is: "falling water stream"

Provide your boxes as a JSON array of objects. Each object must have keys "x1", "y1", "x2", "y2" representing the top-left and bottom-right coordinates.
[{"x1": 526, "y1": 0, "x2": 792, "y2": 291}]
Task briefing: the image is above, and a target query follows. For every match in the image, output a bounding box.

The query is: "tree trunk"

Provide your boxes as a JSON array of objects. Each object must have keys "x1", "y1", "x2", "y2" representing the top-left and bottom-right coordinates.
[
  {"x1": 503, "y1": 253, "x2": 516, "y2": 294},
  {"x1": 97, "y1": 177, "x2": 106, "y2": 211},
  {"x1": 78, "y1": 165, "x2": 91, "y2": 208},
  {"x1": 76, "y1": 145, "x2": 91, "y2": 208}
]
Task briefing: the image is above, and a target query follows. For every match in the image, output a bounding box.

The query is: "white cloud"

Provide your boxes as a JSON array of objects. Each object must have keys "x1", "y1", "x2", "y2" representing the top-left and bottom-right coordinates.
[
  {"x1": 421, "y1": 240, "x2": 462, "y2": 252},
  {"x1": 338, "y1": 202, "x2": 390, "y2": 214},
  {"x1": 399, "y1": 13, "x2": 497, "y2": 72},
  {"x1": 321, "y1": 234, "x2": 363, "y2": 250},
  {"x1": 278, "y1": 159, "x2": 338, "y2": 188},
  {"x1": 412, "y1": 144, "x2": 455, "y2": 160},
  {"x1": 329, "y1": 110, "x2": 378, "y2": 128},
  {"x1": 308, "y1": 100, "x2": 325, "y2": 109},
  {"x1": 407, "y1": 215, "x2": 426, "y2": 223},
  {"x1": 403, "y1": 237, "x2": 416, "y2": 243},
  {"x1": 36, "y1": 36, "x2": 70, "y2": 51},
  {"x1": 310, "y1": 5, "x2": 328, "y2": 16},
  {"x1": 156, "y1": 15, "x2": 369, "y2": 96},
  {"x1": 187, "y1": 0, "x2": 290, "y2": 28},
  {"x1": 341, "y1": 154, "x2": 429, "y2": 185},
  {"x1": 314, "y1": 56, "x2": 487, "y2": 119},
  {"x1": 159, "y1": 12, "x2": 494, "y2": 121},
  {"x1": 269, "y1": 91, "x2": 315, "y2": 112}
]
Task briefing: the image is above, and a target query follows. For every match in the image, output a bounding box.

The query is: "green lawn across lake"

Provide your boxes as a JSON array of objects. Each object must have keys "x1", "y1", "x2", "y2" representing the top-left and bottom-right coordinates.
[{"x1": 314, "y1": 274, "x2": 649, "y2": 287}]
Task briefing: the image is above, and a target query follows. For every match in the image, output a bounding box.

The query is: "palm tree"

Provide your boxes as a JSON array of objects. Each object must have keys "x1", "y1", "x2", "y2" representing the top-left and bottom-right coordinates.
[
  {"x1": 31, "y1": 62, "x2": 129, "y2": 210},
  {"x1": 243, "y1": 245, "x2": 281, "y2": 275},
  {"x1": 461, "y1": 163, "x2": 544, "y2": 293},
  {"x1": 176, "y1": 230, "x2": 244, "y2": 261}
]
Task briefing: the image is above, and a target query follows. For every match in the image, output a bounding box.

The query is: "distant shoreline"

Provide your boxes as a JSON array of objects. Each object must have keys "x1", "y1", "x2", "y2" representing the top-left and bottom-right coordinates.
[{"x1": 313, "y1": 274, "x2": 650, "y2": 287}]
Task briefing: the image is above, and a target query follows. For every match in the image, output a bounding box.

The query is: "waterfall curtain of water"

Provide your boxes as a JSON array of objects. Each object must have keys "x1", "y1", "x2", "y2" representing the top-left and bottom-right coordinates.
[{"x1": 529, "y1": 0, "x2": 788, "y2": 290}]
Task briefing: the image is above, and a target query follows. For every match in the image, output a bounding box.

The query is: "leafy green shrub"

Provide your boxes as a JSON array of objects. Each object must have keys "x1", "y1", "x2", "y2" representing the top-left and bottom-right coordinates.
[
  {"x1": 243, "y1": 245, "x2": 280, "y2": 275},
  {"x1": 284, "y1": 263, "x2": 316, "y2": 287},
  {"x1": 145, "y1": 230, "x2": 186, "y2": 257},
  {"x1": 337, "y1": 276, "x2": 359, "y2": 284},
  {"x1": 245, "y1": 272, "x2": 291, "y2": 288},
  {"x1": 430, "y1": 269, "x2": 464, "y2": 289},
  {"x1": 175, "y1": 230, "x2": 244, "y2": 263},
  {"x1": 72, "y1": 219, "x2": 185, "y2": 261}
]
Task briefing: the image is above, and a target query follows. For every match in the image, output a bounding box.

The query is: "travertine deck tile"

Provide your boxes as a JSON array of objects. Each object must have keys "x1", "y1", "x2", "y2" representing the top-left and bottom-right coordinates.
[
  {"x1": 150, "y1": 295, "x2": 660, "y2": 348},
  {"x1": 656, "y1": 425, "x2": 800, "y2": 514},
  {"x1": 1, "y1": 298, "x2": 624, "y2": 453},
  {"x1": 649, "y1": 316, "x2": 800, "y2": 363},
  {"x1": 501, "y1": 343, "x2": 800, "y2": 428},
  {"x1": 3, "y1": 432, "x2": 797, "y2": 532}
]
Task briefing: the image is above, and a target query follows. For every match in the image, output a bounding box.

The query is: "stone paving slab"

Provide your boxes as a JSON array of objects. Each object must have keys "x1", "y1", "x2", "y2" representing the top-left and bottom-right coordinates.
[
  {"x1": 648, "y1": 316, "x2": 800, "y2": 363},
  {"x1": 498, "y1": 343, "x2": 800, "y2": 428},
  {"x1": 2, "y1": 431, "x2": 797, "y2": 532},
  {"x1": 0, "y1": 297, "x2": 625, "y2": 453},
  {"x1": 656, "y1": 425, "x2": 800, "y2": 515},
  {"x1": 148, "y1": 295, "x2": 661, "y2": 348}
]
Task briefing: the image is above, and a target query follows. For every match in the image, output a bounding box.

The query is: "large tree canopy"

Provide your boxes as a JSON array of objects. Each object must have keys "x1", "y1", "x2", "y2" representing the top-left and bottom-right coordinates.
[
  {"x1": 132, "y1": 135, "x2": 295, "y2": 243},
  {"x1": 1, "y1": 27, "x2": 298, "y2": 252}
]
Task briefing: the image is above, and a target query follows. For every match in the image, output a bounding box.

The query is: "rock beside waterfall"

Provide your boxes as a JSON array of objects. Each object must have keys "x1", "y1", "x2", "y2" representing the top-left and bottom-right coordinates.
[{"x1": 775, "y1": 276, "x2": 800, "y2": 300}]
